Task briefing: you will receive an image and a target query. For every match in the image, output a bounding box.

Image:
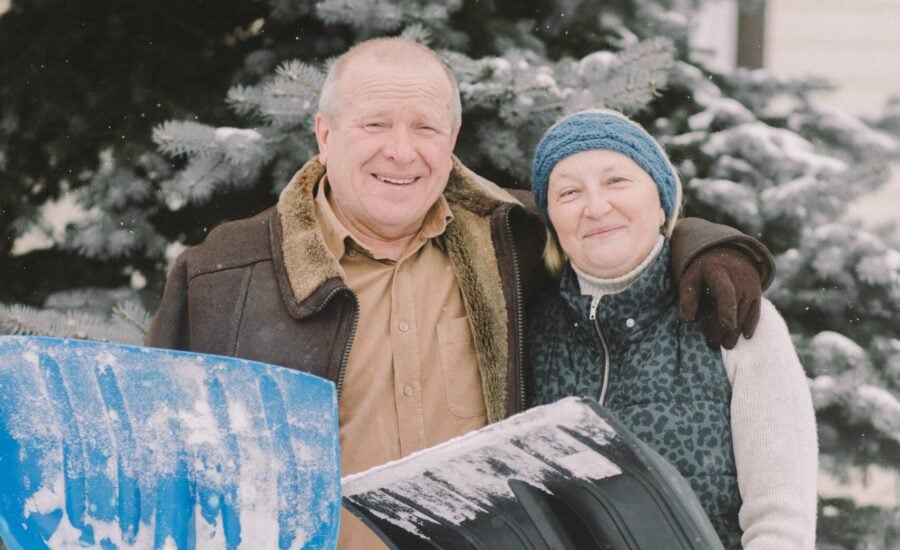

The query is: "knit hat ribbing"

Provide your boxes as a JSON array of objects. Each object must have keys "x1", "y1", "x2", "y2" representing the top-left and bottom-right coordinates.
[{"x1": 531, "y1": 110, "x2": 678, "y2": 225}]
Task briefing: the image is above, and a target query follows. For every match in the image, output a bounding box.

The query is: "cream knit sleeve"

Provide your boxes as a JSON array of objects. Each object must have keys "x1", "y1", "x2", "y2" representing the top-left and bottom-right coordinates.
[{"x1": 721, "y1": 299, "x2": 818, "y2": 549}]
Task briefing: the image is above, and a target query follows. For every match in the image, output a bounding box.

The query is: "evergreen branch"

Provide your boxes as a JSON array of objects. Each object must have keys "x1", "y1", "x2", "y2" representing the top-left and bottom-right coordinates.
[
  {"x1": 214, "y1": 127, "x2": 266, "y2": 165},
  {"x1": 584, "y1": 39, "x2": 675, "y2": 113},
  {"x1": 63, "y1": 208, "x2": 168, "y2": 261},
  {"x1": 0, "y1": 303, "x2": 145, "y2": 344},
  {"x1": 0, "y1": 304, "x2": 57, "y2": 336},
  {"x1": 276, "y1": 60, "x2": 325, "y2": 89},
  {"x1": 239, "y1": 62, "x2": 325, "y2": 129},
  {"x1": 160, "y1": 156, "x2": 229, "y2": 210},
  {"x1": 316, "y1": 0, "x2": 404, "y2": 31},
  {"x1": 112, "y1": 300, "x2": 152, "y2": 336},
  {"x1": 227, "y1": 84, "x2": 267, "y2": 117},
  {"x1": 401, "y1": 23, "x2": 431, "y2": 44},
  {"x1": 259, "y1": 88, "x2": 319, "y2": 130},
  {"x1": 152, "y1": 121, "x2": 219, "y2": 158},
  {"x1": 179, "y1": 156, "x2": 228, "y2": 202},
  {"x1": 316, "y1": 0, "x2": 460, "y2": 32},
  {"x1": 614, "y1": 37, "x2": 676, "y2": 74}
]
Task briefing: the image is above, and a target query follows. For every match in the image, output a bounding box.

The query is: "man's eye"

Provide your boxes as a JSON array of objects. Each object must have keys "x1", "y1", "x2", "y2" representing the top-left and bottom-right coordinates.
[{"x1": 364, "y1": 122, "x2": 386, "y2": 130}]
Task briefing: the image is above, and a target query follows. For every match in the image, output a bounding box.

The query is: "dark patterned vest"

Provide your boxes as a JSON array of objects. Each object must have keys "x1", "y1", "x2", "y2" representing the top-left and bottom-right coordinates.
[{"x1": 528, "y1": 243, "x2": 743, "y2": 548}]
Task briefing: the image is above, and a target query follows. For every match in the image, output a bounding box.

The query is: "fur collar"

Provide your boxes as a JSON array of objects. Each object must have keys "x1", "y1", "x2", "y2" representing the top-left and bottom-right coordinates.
[{"x1": 276, "y1": 155, "x2": 518, "y2": 301}]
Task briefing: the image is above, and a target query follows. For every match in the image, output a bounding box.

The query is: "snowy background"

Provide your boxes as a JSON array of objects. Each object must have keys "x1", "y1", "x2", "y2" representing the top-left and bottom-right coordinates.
[
  {"x1": 694, "y1": 0, "x2": 900, "y2": 523},
  {"x1": 1, "y1": 0, "x2": 897, "y2": 548}
]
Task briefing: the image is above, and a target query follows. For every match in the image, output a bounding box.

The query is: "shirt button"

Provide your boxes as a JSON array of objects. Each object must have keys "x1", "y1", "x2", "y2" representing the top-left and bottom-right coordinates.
[
  {"x1": 403, "y1": 385, "x2": 414, "y2": 397},
  {"x1": 399, "y1": 321, "x2": 410, "y2": 332},
  {"x1": 626, "y1": 318, "x2": 635, "y2": 328}
]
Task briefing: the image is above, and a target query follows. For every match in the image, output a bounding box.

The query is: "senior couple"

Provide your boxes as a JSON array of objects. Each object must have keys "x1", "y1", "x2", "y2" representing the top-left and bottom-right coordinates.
[{"x1": 148, "y1": 38, "x2": 816, "y2": 548}]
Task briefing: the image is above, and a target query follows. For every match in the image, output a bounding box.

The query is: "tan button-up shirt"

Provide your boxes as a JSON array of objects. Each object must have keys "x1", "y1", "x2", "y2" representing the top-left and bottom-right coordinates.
[{"x1": 314, "y1": 180, "x2": 487, "y2": 549}]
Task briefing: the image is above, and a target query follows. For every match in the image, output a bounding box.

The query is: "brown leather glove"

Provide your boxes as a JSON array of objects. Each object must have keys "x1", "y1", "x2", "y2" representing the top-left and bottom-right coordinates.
[{"x1": 677, "y1": 247, "x2": 763, "y2": 349}]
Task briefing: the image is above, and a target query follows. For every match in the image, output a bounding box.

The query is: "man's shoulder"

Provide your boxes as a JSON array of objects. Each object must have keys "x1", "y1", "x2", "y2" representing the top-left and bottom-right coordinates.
[
  {"x1": 504, "y1": 188, "x2": 537, "y2": 215},
  {"x1": 180, "y1": 207, "x2": 276, "y2": 277},
  {"x1": 446, "y1": 156, "x2": 540, "y2": 218},
  {"x1": 527, "y1": 283, "x2": 567, "y2": 322}
]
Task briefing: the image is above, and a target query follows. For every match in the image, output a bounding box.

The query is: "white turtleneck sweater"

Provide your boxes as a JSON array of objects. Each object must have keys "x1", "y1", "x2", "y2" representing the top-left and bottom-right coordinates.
[{"x1": 573, "y1": 237, "x2": 818, "y2": 549}]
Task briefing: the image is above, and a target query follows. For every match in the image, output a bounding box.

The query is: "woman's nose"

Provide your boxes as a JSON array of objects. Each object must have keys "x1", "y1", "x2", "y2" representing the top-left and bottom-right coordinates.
[{"x1": 584, "y1": 191, "x2": 612, "y2": 219}]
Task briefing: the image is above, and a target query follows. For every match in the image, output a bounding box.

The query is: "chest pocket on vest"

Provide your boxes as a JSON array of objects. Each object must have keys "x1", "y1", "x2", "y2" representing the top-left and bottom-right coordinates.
[{"x1": 437, "y1": 317, "x2": 486, "y2": 418}]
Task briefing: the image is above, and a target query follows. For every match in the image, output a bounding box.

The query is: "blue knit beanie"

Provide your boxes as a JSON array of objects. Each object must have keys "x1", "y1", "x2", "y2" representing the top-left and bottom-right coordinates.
[{"x1": 531, "y1": 110, "x2": 678, "y2": 225}]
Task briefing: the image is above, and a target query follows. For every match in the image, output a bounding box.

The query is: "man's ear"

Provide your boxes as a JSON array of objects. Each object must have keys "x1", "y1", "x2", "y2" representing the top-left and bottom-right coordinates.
[{"x1": 314, "y1": 113, "x2": 330, "y2": 165}]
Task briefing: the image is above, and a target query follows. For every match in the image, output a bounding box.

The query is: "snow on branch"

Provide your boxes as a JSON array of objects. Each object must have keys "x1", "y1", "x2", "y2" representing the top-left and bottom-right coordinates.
[
  {"x1": 112, "y1": 300, "x2": 152, "y2": 336},
  {"x1": 160, "y1": 156, "x2": 234, "y2": 210},
  {"x1": 567, "y1": 37, "x2": 675, "y2": 114},
  {"x1": 64, "y1": 208, "x2": 168, "y2": 261},
  {"x1": 400, "y1": 22, "x2": 431, "y2": 44},
  {"x1": 227, "y1": 84, "x2": 266, "y2": 117},
  {"x1": 316, "y1": 0, "x2": 461, "y2": 32},
  {"x1": 702, "y1": 123, "x2": 847, "y2": 180},
  {"x1": 789, "y1": 103, "x2": 899, "y2": 160},
  {"x1": 153, "y1": 121, "x2": 219, "y2": 158},
  {"x1": 810, "y1": 375, "x2": 900, "y2": 445},
  {"x1": 688, "y1": 178, "x2": 760, "y2": 233},
  {"x1": 226, "y1": 61, "x2": 324, "y2": 130},
  {"x1": 0, "y1": 302, "x2": 147, "y2": 345}
]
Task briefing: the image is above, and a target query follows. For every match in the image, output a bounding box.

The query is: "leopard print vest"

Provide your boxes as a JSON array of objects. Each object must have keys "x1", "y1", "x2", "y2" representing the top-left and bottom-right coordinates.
[{"x1": 528, "y1": 242, "x2": 743, "y2": 548}]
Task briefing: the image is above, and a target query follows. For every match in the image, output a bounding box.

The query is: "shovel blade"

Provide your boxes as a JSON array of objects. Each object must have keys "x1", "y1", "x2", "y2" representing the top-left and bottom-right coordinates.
[
  {"x1": 0, "y1": 336, "x2": 340, "y2": 549},
  {"x1": 342, "y1": 397, "x2": 724, "y2": 550}
]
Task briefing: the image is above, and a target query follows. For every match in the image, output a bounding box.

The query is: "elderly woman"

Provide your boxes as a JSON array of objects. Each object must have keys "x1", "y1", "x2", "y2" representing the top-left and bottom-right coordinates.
[{"x1": 527, "y1": 110, "x2": 818, "y2": 549}]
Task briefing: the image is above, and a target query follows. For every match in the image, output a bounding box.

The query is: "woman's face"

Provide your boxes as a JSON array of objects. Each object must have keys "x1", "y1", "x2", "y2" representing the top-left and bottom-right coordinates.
[{"x1": 548, "y1": 149, "x2": 665, "y2": 278}]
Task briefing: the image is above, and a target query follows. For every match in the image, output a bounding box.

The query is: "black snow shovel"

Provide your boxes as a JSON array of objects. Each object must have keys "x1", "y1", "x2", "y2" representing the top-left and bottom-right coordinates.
[{"x1": 342, "y1": 397, "x2": 725, "y2": 550}]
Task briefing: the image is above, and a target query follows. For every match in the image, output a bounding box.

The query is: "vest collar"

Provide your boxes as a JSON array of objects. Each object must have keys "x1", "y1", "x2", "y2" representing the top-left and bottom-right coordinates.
[{"x1": 560, "y1": 241, "x2": 675, "y2": 347}]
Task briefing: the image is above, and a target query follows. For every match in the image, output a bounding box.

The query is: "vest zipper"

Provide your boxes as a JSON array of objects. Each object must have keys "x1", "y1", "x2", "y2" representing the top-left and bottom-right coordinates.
[
  {"x1": 504, "y1": 209, "x2": 526, "y2": 413},
  {"x1": 593, "y1": 316, "x2": 611, "y2": 406}
]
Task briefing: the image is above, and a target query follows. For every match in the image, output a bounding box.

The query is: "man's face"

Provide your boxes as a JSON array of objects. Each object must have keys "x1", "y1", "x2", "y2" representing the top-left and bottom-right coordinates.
[{"x1": 315, "y1": 58, "x2": 460, "y2": 244}]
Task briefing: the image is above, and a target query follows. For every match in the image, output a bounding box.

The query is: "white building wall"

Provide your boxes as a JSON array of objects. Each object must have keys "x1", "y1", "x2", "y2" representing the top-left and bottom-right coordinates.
[
  {"x1": 766, "y1": 0, "x2": 900, "y2": 240},
  {"x1": 766, "y1": 0, "x2": 900, "y2": 117}
]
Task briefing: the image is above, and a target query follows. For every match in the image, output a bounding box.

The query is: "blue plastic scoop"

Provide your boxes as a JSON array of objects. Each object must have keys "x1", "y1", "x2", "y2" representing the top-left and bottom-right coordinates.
[{"x1": 0, "y1": 336, "x2": 340, "y2": 549}]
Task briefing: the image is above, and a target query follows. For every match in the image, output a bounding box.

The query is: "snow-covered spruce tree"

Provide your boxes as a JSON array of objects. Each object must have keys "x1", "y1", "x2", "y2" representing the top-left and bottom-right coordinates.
[{"x1": 1, "y1": 0, "x2": 897, "y2": 546}]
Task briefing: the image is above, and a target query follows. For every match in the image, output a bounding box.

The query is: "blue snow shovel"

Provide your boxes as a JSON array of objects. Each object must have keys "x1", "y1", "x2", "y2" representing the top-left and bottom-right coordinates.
[{"x1": 0, "y1": 336, "x2": 341, "y2": 549}]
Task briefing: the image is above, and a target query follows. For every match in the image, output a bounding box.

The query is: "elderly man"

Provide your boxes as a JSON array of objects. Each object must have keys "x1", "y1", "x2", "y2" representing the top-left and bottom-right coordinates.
[{"x1": 148, "y1": 38, "x2": 773, "y2": 548}]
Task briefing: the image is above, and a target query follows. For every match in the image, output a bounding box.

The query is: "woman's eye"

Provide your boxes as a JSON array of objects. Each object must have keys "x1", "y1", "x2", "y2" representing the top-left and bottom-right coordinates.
[{"x1": 608, "y1": 176, "x2": 627, "y2": 185}]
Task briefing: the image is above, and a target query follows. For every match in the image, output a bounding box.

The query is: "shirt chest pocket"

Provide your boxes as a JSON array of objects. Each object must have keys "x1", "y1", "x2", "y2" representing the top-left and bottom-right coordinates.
[{"x1": 437, "y1": 317, "x2": 486, "y2": 418}]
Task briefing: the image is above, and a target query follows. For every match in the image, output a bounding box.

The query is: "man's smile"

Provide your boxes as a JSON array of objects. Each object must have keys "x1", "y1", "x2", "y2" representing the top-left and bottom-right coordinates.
[{"x1": 373, "y1": 173, "x2": 419, "y2": 186}]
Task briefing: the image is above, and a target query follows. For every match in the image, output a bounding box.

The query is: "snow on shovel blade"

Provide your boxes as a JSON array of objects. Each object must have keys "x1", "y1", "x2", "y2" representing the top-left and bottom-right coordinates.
[
  {"x1": 342, "y1": 397, "x2": 724, "y2": 550},
  {"x1": 0, "y1": 336, "x2": 340, "y2": 549}
]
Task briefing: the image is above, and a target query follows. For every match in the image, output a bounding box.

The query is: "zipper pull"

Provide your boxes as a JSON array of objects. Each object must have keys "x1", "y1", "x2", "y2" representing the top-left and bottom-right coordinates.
[{"x1": 589, "y1": 295, "x2": 601, "y2": 321}]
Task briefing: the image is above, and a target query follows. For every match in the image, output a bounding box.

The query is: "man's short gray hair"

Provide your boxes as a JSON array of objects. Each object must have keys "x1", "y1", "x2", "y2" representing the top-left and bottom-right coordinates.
[{"x1": 318, "y1": 37, "x2": 462, "y2": 129}]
